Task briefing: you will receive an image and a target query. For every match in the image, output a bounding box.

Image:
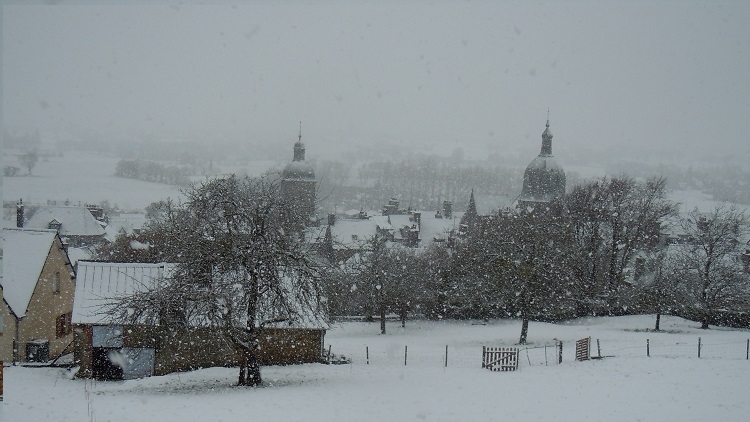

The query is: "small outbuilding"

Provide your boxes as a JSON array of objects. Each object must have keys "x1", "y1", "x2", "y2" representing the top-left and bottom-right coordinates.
[{"x1": 72, "y1": 261, "x2": 327, "y2": 380}]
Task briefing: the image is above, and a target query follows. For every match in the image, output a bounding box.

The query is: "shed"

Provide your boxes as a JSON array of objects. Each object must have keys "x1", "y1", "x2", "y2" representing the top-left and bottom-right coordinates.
[{"x1": 73, "y1": 261, "x2": 327, "y2": 379}]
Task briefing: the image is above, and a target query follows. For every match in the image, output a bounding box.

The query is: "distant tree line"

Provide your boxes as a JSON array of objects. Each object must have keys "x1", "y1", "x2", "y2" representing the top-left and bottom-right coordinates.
[
  {"x1": 315, "y1": 157, "x2": 521, "y2": 213},
  {"x1": 114, "y1": 159, "x2": 193, "y2": 186},
  {"x1": 608, "y1": 161, "x2": 750, "y2": 205}
]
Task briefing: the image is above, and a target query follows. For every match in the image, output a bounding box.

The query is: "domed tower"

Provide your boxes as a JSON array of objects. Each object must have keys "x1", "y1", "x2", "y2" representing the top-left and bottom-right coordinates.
[
  {"x1": 281, "y1": 123, "x2": 316, "y2": 228},
  {"x1": 518, "y1": 118, "x2": 566, "y2": 207}
]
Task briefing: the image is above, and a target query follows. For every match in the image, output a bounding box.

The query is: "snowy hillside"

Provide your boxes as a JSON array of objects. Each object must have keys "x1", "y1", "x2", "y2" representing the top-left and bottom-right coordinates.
[{"x1": 4, "y1": 315, "x2": 749, "y2": 421}]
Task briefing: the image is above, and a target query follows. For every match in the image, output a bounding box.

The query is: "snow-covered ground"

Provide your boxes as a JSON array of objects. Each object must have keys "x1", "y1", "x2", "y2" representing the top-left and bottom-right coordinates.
[
  {"x1": 4, "y1": 152, "x2": 183, "y2": 211},
  {"x1": 4, "y1": 315, "x2": 750, "y2": 421}
]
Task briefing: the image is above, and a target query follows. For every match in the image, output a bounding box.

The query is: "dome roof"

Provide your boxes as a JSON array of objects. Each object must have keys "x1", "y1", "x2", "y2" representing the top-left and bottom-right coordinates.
[
  {"x1": 519, "y1": 156, "x2": 566, "y2": 203},
  {"x1": 518, "y1": 119, "x2": 565, "y2": 203},
  {"x1": 282, "y1": 124, "x2": 315, "y2": 181},
  {"x1": 282, "y1": 160, "x2": 315, "y2": 181}
]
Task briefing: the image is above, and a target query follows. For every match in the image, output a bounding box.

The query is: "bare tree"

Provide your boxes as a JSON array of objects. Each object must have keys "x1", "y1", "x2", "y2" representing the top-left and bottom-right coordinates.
[
  {"x1": 632, "y1": 250, "x2": 682, "y2": 331},
  {"x1": 675, "y1": 204, "x2": 749, "y2": 329},
  {"x1": 20, "y1": 150, "x2": 38, "y2": 175},
  {"x1": 107, "y1": 175, "x2": 326, "y2": 386},
  {"x1": 566, "y1": 176, "x2": 677, "y2": 311}
]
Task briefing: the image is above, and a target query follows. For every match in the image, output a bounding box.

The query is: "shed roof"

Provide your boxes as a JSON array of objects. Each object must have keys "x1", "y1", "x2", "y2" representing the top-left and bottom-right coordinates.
[
  {"x1": 2, "y1": 228, "x2": 60, "y2": 317},
  {"x1": 72, "y1": 261, "x2": 174, "y2": 324},
  {"x1": 72, "y1": 261, "x2": 327, "y2": 329}
]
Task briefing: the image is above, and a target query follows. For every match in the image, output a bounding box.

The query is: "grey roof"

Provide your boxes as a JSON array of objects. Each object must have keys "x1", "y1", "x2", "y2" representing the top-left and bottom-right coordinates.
[
  {"x1": 282, "y1": 160, "x2": 316, "y2": 181},
  {"x1": 25, "y1": 206, "x2": 105, "y2": 237},
  {"x1": 519, "y1": 155, "x2": 566, "y2": 203},
  {"x1": 519, "y1": 120, "x2": 566, "y2": 203}
]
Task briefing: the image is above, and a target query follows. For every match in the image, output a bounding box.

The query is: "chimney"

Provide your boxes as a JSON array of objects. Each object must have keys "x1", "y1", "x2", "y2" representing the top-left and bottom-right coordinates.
[
  {"x1": 328, "y1": 213, "x2": 336, "y2": 226},
  {"x1": 16, "y1": 199, "x2": 24, "y2": 228},
  {"x1": 412, "y1": 212, "x2": 421, "y2": 227},
  {"x1": 443, "y1": 201, "x2": 452, "y2": 218}
]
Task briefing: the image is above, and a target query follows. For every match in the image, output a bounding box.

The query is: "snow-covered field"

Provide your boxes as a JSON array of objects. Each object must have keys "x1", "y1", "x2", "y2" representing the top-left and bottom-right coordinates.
[
  {"x1": 4, "y1": 315, "x2": 750, "y2": 421},
  {"x1": 3, "y1": 152, "x2": 279, "y2": 212},
  {"x1": 4, "y1": 152, "x2": 182, "y2": 211}
]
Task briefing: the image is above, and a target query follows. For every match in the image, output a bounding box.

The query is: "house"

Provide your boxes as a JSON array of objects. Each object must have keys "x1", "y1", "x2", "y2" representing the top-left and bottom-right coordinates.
[
  {"x1": 104, "y1": 213, "x2": 146, "y2": 243},
  {"x1": 309, "y1": 200, "x2": 463, "y2": 263},
  {"x1": 20, "y1": 203, "x2": 106, "y2": 247},
  {"x1": 73, "y1": 261, "x2": 327, "y2": 380},
  {"x1": 0, "y1": 228, "x2": 76, "y2": 363}
]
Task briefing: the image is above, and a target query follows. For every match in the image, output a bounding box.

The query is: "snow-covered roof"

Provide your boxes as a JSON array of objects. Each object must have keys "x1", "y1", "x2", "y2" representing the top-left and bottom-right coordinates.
[
  {"x1": 310, "y1": 210, "x2": 462, "y2": 250},
  {"x1": 73, "y1": 261, "x2": 326, "y2": 329},
  {"x1": 67, "y1": 246, "x2": 94, "y2": 267},
  {"x1": 327, "y1": 218, "x2": 379, "y2": 249},
  {"x1": 2, "y1": 228, "x2": 59, "y2": 317},
  {"x1": 418, "y1": 212, "x2": 462, "y2": 242},
  {"x1": 105, "y1": 213, "x2": 147, "y2": 242},
  {"x1": 25, "y1": 206, "x2": 105, "y2": 237},
  {"x1": 72, "y1": 261, "x2": 174, "y2": 324}
]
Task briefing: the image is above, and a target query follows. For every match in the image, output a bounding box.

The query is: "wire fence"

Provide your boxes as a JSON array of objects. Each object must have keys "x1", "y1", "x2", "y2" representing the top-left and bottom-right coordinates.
[
  {"x1": 327, "y1": 337, "x2": 750, "y2": 369},
  {"x1": 602, "y1": 337, "x2": 750, "y2": 360},
  {"x1": 328, "y1": 342, "x2": 564, "y2": 369}
]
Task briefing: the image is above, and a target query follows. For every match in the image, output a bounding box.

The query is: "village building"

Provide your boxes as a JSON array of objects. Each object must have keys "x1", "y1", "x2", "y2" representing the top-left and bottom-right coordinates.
[
  {"x1": 518, "y1": 119, "x2": 566, "y2": 208},
  {"x1": 311, "y1": 199, "x2": 463, "y2": 264},
  {"x1": 72, "y1": 261, "x2": 327, "y2": 380},
  {"x1": 281, "y1": 124, "x2": 317, "y2": 230},
  {"x1": 19, "y1": 202, "x2": 107, "y2": 247},
  {"x1": 0, "y1": 228, "x2": 76, "y2": 363}
]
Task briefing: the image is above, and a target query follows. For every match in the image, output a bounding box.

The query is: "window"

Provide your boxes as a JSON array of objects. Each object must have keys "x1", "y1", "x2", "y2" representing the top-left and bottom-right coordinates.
[
  {"x1": 56, "y1": 312, "x2": 72, "y2": 338},
  {"x1": 53, "y1": 272, "x2": 61, "y2": 293}
]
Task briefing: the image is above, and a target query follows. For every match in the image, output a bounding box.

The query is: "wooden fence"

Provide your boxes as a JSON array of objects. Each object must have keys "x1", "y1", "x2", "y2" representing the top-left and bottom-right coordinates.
[
  {"x1": 482, "y1": 347, "x2": 519, "y2": 371},
  {"x1": 575, "y1": 337, "x2": 591, "y2": 361}
]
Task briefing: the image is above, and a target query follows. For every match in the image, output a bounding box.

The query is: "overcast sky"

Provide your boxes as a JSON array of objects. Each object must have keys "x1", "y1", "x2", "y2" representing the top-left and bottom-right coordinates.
[{"x1": 3, "y1": 1, "x2": 749, "y2": 163}]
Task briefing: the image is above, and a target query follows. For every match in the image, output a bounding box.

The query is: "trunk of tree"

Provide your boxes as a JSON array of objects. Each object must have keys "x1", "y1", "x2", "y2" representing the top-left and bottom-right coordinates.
[
  {"x1": 518, "y1": 293, "x2": 529, "y2": 345},
  {"x1": 239, "y1": 274, "x2": 262, "y2": 386},
  {"x1": 700, "y1": 260, "x2": 711, "y2": 330},
  {"x1": 380, "y1": 305, "x2": 386, "y2": 335},
  {"x1": 400, "y1": 309, "x2": 406, "y2": 328},
  {"x1": 608, "y1": 218, "x2": 621, "y2": 296},
  {"x1": 238, "y1": 337, "x2": 262, "y2": 386},
  {"x1": 519, "y1": 317, "x2": 529, "y2": 345},
  {"x1": 654, "y1": 312, "x2": 661, "y2": 331}
]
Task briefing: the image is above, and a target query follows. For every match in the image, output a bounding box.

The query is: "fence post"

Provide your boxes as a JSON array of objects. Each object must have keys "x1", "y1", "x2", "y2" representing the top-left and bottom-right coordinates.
[
  {"x1": 558, "y1": 341, "x2": 563, "y2": 364},
  {"x1": 698, "y1": 337, "x2": 701, "y2": 359},
  {"x1": 404, "y1": 345, "x2": 408, "y2": 366},
  {"x1": 482, "y1": 346, "x2": 486, "y2": 368},
  {"x1": 597, "y1": 339, "x2": 601, "y2": 358},
  {"x1": 544, "y1": 345, "x2": 548, "y2": 366},
  {"x1": 647, "y1": 339, "x2": 650, "y2": 357},
  {"x1": 445, "y1": 345, "x2": 448, "y2": 368},
  {"x1": 366, "y1": 346, "x2": 369, "y2": 365},
  {"x1": 746, "y1": 339, "x2": 749, "y2": 360}
]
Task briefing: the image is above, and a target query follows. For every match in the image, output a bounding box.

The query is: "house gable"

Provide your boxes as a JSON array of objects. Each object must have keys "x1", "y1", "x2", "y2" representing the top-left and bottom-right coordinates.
[{"x1": 1, "y1": 228, "x2": 59, "y2": 317}]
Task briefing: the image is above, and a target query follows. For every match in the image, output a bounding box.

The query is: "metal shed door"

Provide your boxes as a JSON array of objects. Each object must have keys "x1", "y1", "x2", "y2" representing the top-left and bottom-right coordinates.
[{"x1": 121, "y1": 348, "x2": 155, "y2": 380}]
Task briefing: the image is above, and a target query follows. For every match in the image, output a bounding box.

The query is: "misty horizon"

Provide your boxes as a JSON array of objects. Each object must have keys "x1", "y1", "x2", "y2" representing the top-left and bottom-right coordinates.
[{"x1": 3, "y1": 2, "x2": 749, "y2": 166}]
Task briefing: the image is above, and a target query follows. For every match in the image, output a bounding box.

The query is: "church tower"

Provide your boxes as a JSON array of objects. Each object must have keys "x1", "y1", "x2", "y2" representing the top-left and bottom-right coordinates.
[
  {"x1": 281, "y1": 123, "x2": 317, "y2": 228},
  {"x1": 518, "y1": 118, "x2": 566, "y2": 208}
]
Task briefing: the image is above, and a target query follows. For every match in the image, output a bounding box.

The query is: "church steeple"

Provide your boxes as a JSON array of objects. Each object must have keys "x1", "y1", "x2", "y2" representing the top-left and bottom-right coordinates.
[
  {"x1": 293, "y1": 121, "x2": 306, "y2": 162},
  {"x1": 461, "y1": 188, "x2": 479, "y2": 233},
  {"x1": 540, "y1": 117, "x2": 553, "y2": 156}
]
